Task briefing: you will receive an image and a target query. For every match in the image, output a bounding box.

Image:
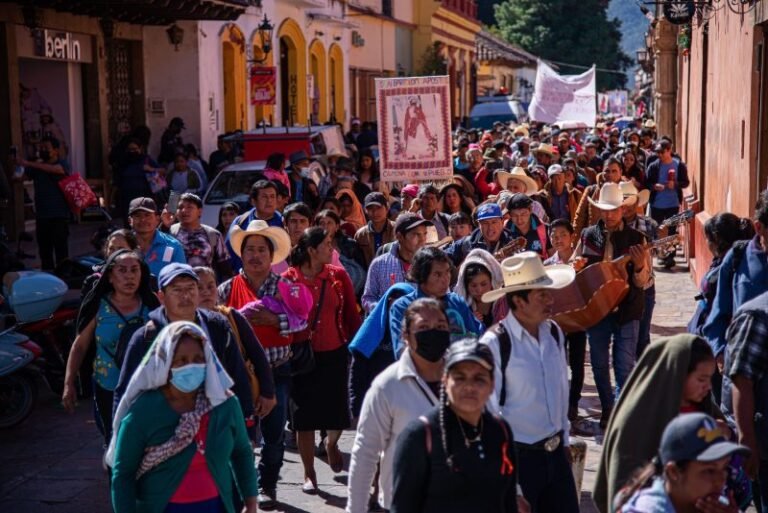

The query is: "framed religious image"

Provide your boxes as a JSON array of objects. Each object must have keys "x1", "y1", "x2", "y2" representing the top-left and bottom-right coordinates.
[{"x1": 375, "y1": 76, "x2": 452, "y2": 182}]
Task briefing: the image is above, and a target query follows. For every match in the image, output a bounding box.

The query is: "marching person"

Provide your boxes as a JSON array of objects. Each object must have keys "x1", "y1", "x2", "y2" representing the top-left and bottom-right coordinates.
[
  {"x1": 480, "y1": 251, "x2": 579, "y2": 512},
  {"x1": 573, "y1": 157, "x2": 624, "y2": 237},
  {"x1": 573, "y1": 183, "x2": 651, "y2": 429},
  {"x1": 504, "y1": 193, "x2": 552, "y2": 260},
  {"x1": 390, "y1": 338, "x2": 525, "y2": 513},
  {"x1": 445, "y1": 203, "x2": 518, "y2": 266},
  {"x1": 347, "y1": 298, "x2": 451, "y2": 513},
  {"x1": 128, "y1": 197, "x2": 187, "y2": 277},
  {"x1": 355, "y1": 192, "x2": 396, "y2": 267}
]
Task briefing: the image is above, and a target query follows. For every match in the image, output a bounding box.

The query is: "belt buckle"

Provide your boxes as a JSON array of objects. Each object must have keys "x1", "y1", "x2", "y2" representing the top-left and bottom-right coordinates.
[{"x1": 543, "y1": 434, "x2": 560, "y2": 452}]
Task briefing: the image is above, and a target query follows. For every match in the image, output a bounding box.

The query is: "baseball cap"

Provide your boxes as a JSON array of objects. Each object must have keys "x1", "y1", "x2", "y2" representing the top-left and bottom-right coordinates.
[
  {"x1": 364, "y1": 192, "x2": 388, "y2": 209},
  {"x1": 394, "y1": 212, "x2": 433, "y2": 235},
  {"x1": 445, "y1": 338, "x2": 494, "y2": 373},
  {"x1": 476, "y1": 203, "x2": 503, "y2": 221},
  {"x1": 289, "y1": 150, "x2": 310, "y2": 166},
  {"x1": 659, "y1": 413, "x2": 750, "y2": 465},
  {"x1": 129, "y1": 197, "x2": 158, "y2": 215},
  {"x1": 547, "y1": 164, "x2": 564, "y2": 178},
  {"x1": 157, "y1": 263, "x2": 199, "y2": 290},
  {"x1": 654, "y1": 140, "x2": 672, "y2": 153}
]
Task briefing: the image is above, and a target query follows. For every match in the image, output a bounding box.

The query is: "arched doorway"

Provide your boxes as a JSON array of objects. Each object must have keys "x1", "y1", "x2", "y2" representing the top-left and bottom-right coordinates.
[
  {"x1": 308, "y1": 39, "x2": 328, "y2": 124},
  {"x1": 329, "y1": 44, "x2": 344, "y2": 124},
  {"x1": 277, "y1": 19, "x2": 307, "y2": 126},
  {"x1": 251, "y1": 29, "x2": 274, "y2": 126},
  {"x1": 221, "y1": 24, "x2": 247, "y2": 132}
]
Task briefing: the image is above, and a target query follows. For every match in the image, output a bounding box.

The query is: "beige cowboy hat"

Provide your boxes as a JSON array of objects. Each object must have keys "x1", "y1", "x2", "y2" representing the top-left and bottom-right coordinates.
[
  {"x1": 588, "y1": 182, "x2": 632, "y2": 211},
  {"x1": 481, "y1": 251, "x2": 576, "y2": 303},
  {"x1": 619, "y1": 181, "x2": 651, "y2": 208},
  {"x1": 229, "y1": 220, "x2": 291, "y2": 264},
  {"x1": 496, "y1": 167, "x2": 539, "y2": 194},
  {"x1": 533, "y1": 143, "x2": 556, "y2": 157},
  {"x1": 513, "y1": 125, "x2": 529, "y2": 138}
]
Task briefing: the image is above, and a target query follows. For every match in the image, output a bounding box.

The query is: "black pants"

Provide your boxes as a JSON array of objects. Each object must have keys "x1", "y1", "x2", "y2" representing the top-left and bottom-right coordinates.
[
  {"x1": 516, "y1": 443, "x2": 580, "y2": 513},
  {"x1": 650, "y1": 206, "x2": 680, "y2": 234},
  {"x1": 565, "y1": 331, "x2": 587, "y2": 409},
  {"x1": 36, "y1": 217, "x2": 69, "y2": 271},
  {"x1": 92, "y1": 379, "x2": 113, "y2": 445}
]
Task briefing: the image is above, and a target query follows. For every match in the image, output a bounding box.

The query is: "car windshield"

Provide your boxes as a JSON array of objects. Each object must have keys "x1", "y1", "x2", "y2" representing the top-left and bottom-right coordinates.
[{"x1": 205, "y1": 169, "x2": 264, "y2": 210}]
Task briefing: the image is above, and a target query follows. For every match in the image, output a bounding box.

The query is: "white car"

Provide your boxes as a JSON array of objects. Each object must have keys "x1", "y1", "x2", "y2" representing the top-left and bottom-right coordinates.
[{"x1": 200, "y1": 160, "x2": 266, "y2": 228}]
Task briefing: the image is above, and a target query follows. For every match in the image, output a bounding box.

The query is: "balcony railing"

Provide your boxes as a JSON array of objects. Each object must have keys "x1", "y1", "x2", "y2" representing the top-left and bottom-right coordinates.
[{"x1": 441, "y1": 0, "x2": 477, "y2": 20}]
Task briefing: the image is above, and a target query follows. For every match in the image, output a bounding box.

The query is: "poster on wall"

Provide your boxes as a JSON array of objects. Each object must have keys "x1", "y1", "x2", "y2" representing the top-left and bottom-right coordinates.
[
  {"x1": 250, "y1": 67, "x2": 276, "y2": 106},
  {"x1": 598, "y1": 90, "x2": 629, "y2": 117},
  {"x1": 375, "y1": 75, "x2": 452, "y2": 182}
]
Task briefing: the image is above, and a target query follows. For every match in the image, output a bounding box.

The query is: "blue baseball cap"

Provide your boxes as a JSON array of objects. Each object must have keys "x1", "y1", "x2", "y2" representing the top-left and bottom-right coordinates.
[
  {"x1": 157, "y1": 263, "x2": 199, "y2": 290},
  {"x1": 476, "y1": 203, "x2": 502, "y2": 221},
  {"x1": 659, "y1": 413, "x2": 750, "y2": 465}
]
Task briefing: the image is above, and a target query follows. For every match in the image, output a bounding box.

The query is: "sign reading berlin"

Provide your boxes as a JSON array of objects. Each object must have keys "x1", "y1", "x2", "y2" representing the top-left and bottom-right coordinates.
[
  {"x1": 250, "y1": 66, "x2": 277, "y2": 106},
  {"x1": 33, "y1": 30, "x2": 83, "y2": 62}
]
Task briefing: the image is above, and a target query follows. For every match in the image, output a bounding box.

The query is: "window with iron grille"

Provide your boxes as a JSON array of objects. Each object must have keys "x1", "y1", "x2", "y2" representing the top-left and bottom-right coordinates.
[{"x1": 382, "y1": 0, "x2": 392, "y2": 17}]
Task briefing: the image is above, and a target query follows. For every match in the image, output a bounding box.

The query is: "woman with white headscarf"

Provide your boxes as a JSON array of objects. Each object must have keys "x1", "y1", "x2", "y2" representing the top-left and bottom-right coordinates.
[
  {"x1": 108, "y1": 321, "x2": 258, "y2": 513},
  {"x1": 453, "y1": 248, "x2": 509, "y2": 327}
]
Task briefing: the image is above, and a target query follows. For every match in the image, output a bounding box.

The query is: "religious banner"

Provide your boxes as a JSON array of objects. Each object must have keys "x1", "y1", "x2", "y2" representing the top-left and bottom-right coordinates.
[
  {"x1": 599, "y1": 90, "x2": 629, "y2": 117},
  {"x1": 250, "y1": 66, "x2": 276, "y2": 106},
  {"x1": 528, "y1": 60, "x2": 596, "y2": 126},
  {"x1": 375, "y1": 75, "x2": 452, "y2": 182}
]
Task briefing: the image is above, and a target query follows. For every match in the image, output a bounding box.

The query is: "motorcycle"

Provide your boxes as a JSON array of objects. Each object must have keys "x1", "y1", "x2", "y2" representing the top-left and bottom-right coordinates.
[{"x1": 0, "y1": 271, "x2": 70, "y2": 427}]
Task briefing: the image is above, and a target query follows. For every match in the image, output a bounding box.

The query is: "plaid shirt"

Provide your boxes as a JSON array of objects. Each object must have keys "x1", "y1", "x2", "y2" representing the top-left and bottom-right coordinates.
[
  {"x1": 725, "y1": 309, "x2": 768, "y2": 382},
  {"x1": 361, "y1": 242, "x2": 409, "y2": 313},
  {"x1": 219, "y1": 270, "x2": 293, "y2": 365},
  {"x1": 627, "y1": 215, "x2": 658, "y2": 289}
]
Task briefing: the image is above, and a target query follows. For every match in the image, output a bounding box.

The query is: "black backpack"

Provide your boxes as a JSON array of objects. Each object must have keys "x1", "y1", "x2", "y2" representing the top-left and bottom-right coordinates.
[{"x1": 491, "y1": 321, "x2": 563, "y2": 407}]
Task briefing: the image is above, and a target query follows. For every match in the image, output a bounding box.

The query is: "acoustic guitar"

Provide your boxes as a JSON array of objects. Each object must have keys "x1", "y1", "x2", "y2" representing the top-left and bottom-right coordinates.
[
  {"x1": 551, "y1": 235, "x2": 680, "y2": 333},
  {"x1": 493, "y1": 236, "x2": 528, "y2": 261}
]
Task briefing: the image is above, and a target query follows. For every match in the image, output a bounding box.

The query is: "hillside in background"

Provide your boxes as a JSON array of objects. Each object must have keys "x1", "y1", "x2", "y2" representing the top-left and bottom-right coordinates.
[{"x1": 608, "y1": 0, "x2": 650, "y2": 87}]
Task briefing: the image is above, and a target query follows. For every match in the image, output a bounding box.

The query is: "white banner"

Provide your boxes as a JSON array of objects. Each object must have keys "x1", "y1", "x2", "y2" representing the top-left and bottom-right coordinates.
[
  {"x1": 375, "y1": 76, "x2": 453, "y2": 182},
  {"x1": 528, "y1": 60, "x2": 596, "y2": 126}
]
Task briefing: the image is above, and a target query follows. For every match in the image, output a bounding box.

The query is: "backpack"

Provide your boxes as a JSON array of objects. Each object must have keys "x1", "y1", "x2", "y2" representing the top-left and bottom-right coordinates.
[
  {"x1": 101, "y1": 299, "x2": 149, "y2": 370},
  {"x1": 170, "y1": 223, "x2": 220, "y2": 250},
  {"x1": 492, "y1": 321, "x2": 563, "y2": 407},
  {"x1": 220, "y1": 306, "x2": 261, "y2": 402}
]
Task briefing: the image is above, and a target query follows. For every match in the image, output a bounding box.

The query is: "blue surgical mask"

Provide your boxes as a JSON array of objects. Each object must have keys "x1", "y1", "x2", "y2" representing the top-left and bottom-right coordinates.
[
  {"x1": 299, "y1": 167, "x2": 311, "y2": 179},
  {"x1": 170, "y1": 363, "x2": 206, "y2": 393}
]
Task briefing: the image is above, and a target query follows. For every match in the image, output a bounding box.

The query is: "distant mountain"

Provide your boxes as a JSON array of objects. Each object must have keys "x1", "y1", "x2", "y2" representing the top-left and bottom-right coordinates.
[{"x1": 608, "y1": 0, "x2": 650, "y2": 88}]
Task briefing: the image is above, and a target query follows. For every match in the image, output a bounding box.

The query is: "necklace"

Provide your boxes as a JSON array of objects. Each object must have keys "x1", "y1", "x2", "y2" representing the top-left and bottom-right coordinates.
[{"x1": 457, "y1": 414, "x2": 486, "y2": 459}]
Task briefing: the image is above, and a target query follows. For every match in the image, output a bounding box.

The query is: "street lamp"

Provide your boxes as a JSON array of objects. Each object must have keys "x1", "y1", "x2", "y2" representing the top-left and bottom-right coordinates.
[
  {"x1": 636, "y1": 49, "x2": 648, "y2": 64},
  {"x1": 166, "y1": 23, "x2": 184, "y2": 51},
  {"x1": 250, "y1": 14, "x2": 274, "y2": 64}
]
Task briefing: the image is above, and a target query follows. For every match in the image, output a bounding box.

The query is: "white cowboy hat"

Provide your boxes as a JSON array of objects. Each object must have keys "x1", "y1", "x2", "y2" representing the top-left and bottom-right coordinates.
[
  {"x1": 482, "y1": 251, "x2": 576, "y2": 303},
  {"x1": 588, "y1": 183, "x2": 628, "y2": 211},
  {"x1": 495, "y1": 167, "x2": 539, "y2": 194},
  {"x1": 619, "y1": 181, "x2": 651, "y2": 208},
  {"x1": 229, "y1": 220, "x2": 291, "y2": 264}
]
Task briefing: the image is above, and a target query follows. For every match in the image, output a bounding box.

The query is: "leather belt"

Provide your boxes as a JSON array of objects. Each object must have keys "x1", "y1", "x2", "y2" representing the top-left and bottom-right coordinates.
[{"x1": 515, "y1": 431, "x2": 563, "y2": 452}]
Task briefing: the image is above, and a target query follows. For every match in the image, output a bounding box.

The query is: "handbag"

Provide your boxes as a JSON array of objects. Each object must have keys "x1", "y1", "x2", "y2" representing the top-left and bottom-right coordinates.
[
  {"x1": 57, "y1": 172, "x2": 97, "y2": 214},
  {"x1": 290, "y1": 279, "x2": 326, "y2": 376}
]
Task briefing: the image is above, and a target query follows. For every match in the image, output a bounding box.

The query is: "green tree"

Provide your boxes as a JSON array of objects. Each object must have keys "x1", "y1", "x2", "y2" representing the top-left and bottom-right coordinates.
[
  {"x1": 416, "y1": 42, "x2": 447, "y2": 76},
  {"x1": 494, "y1": 0, "x2": 632, "y2": 90}
]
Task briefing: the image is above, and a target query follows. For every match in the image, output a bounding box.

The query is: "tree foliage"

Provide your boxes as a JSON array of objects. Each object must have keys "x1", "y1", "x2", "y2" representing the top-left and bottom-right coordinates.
[
  {"x1": 494, "y1": 0, "x2": 633, "y2": 90},
  {"x1": 416, "y1": 42, "x2": 447, "y2": 77}
]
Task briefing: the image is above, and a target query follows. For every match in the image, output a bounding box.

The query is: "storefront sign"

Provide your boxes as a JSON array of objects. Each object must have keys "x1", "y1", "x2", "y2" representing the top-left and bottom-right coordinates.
[
  {"x1": 376, "y1": 75, "x2": 452, "y2": 182},
  {"x1": 16, "y1": 25, "x2": 93, "y2": 63},
  {"x1": 250, "y1": 66, "x2": 276, "y2": 105},
  {"x1": 663, "y1": 1, "x2": 696, "y2": 25}
]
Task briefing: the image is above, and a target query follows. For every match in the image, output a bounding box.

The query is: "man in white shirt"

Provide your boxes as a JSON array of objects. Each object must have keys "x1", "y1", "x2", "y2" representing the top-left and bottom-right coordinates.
[{"x1": 480, "y1": 251, "x2": 580, "y2": 513}]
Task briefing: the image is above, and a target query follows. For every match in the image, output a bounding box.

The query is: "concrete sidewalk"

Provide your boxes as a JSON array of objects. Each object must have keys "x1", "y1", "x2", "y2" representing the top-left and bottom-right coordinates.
[{"x1": 0, "y1": 257, "x2": 701, "y2": 513}]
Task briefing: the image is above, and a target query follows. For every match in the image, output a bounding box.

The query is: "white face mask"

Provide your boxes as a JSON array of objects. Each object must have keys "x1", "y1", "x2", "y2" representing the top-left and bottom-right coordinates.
[{"x1": 299, "y1": 167, "x2": 311, "y2": 179}]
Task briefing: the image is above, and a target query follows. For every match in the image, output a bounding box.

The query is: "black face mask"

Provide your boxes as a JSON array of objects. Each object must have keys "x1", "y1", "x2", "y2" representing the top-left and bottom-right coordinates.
[
  {"x1": 414, "y1": 329, "x2": 451, "y2": 362},
  {"x1": 39, "y1": 150, "x2": 51, "y2": 162}
]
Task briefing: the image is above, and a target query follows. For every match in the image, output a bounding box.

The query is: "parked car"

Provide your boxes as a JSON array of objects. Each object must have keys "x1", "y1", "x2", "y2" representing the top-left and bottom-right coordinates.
[
  {"x1": 469, "y1": 96, "x2": 527, "y2": 129},
  {"x1": 201, "y1": 160, "x2": 266, "y2": 228}
]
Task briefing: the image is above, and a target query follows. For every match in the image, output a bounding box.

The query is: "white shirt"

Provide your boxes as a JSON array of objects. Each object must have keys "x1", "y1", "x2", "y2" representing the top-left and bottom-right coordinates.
[
  {"x1": 480, "y1": 312, "x2": 570, "y2": 445},
  {"x1": 346, "y1": 350, "x2": 439, "y2": 512}
]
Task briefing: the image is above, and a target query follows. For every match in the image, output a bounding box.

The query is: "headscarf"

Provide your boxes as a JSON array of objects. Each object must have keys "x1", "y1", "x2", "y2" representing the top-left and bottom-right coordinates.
[
  {"x1": 105, "y1": 321, "x2": 234, "y2": 468},
  {"x1": 453, "y1": 249, "x2": 508, "y2": 321},
  {"x1": 593, "y1": 334, "x2": 720, "y2": 513},
  {"x1": 77, "y1": 249, "x2": 159, "y2": 332},
  {"x1": 335, "y1": 189, "x2": 366, "y2": 231},
  {"x1": 348, "y1": 283, "x2": 415, "y2": 358}
]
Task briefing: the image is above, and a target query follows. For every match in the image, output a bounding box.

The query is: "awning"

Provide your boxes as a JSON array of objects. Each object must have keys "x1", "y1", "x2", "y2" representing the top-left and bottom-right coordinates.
[{"x1": 11, "y1": 0, "x2": 248, "y2": 26}]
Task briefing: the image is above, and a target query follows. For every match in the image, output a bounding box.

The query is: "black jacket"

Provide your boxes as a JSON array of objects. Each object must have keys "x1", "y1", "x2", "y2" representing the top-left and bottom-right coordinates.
[
  {"x1": 445, "y1": 227, "x2": 516, "y2": 267},
  {"x1": 113, "y1": 307, "x2": 267, "y2": 438},
  {"x1": 644, "y1": 158, "x2": 690, "y2": 205},
  {"x1": 391, "y1": 407, "x2": 519, "y2": 513}
]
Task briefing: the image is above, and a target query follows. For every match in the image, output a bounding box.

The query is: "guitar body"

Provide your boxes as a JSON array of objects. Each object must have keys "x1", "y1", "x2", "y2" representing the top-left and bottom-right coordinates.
[{"x1": 552, "y1": 260, "x2": 631, "y2": 333}]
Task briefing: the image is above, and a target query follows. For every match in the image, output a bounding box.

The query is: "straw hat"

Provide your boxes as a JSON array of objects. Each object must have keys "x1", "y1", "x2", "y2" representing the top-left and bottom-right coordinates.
[
  {"x1": 481, "y1": 251, "x2": 576, "y2": 303},
  {"x1": 495, "y1": 167, "x2": 539, "y2": 194},
  {"x1": 619, "y1": 181, "x2": 651, "y2": 208},
  {"x1": 588, "y1": 183, "x2": 630, "y2": 211},
  {"x1": 534, "y1": 143, "x2": 556, "y2": 157},
  {"x1": 229, "y1": 220, "x2": 291, "y2": 264}
]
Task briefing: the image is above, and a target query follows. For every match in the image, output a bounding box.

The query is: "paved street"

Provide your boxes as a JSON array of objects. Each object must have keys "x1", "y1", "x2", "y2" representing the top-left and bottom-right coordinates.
[{"x1": 0, "y1": 256, "x2": 699, "y2": 513}]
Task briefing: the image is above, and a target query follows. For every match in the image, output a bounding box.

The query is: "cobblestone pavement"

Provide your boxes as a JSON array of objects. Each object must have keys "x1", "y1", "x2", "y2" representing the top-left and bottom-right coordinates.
[{"x1": 0, "y1": 256, "x2": 700, "y2": 513}]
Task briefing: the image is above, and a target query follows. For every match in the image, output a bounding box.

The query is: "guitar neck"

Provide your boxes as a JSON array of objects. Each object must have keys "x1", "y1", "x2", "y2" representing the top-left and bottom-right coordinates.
[{"x1": 614, "y1": 235, "x2": 680, "y2": 265}]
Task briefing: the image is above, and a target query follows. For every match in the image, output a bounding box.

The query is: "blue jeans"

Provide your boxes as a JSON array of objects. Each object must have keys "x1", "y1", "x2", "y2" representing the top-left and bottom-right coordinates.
[
  {"x1": 587, "y1": 314, "x2": 640, "y2": 410},
  {"x1": 258, "y1": 363, "x2": 291, "y2": 492},
  {"x1": 636, "y1": 286, "x2": 656, "y2": 358}
]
